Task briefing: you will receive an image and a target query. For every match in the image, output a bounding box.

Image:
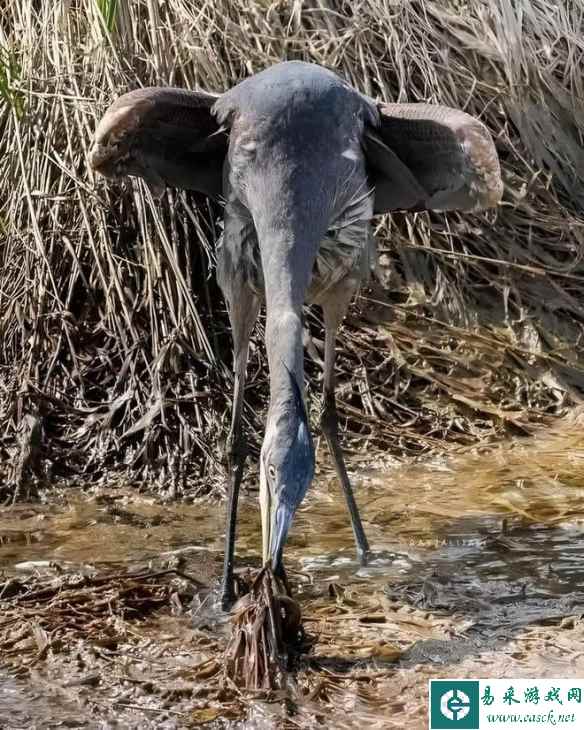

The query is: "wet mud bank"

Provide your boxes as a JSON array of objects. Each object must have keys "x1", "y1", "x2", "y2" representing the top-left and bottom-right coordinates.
[{"x1": 1, "y1": 421, "x2": 584, "y2": 728}]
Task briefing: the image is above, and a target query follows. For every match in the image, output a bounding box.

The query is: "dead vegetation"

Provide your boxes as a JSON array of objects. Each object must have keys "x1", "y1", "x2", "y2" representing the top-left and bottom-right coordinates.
[
  {"x1": 0, "y1": 562, "x2": 417, "y2": 726},
  {"x1": 225, "y1": 567, "x2": 304, "y2": 690},
  {"x1": 1, "y1": 1, "x2": 584, "y2": 496},
  {"x1": 2, "y1": 544, "x2": 581, "y2": 728},
  {"x1": 0, "y1": 568, "x2": 199, "y2": 667}
]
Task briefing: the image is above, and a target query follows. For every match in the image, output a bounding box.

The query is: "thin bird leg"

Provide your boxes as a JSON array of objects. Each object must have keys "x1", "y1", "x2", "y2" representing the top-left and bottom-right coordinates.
[
  {"x1": 221, "y1": 286, "x2": 260, "y2": 610},
  {"x1": 321, "y1": 299, "x2": 370, "y2": 564}
]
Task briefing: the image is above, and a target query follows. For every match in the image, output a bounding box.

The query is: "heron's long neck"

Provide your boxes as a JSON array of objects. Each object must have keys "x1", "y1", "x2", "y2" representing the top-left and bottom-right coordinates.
[
  {"x1": 265, "y1": 306, "x2": 304, "y2": 408},
  {"x1": 258, "y1": 224, "x2": 317, "y2": 410},
  {"x1": 255, "y1": 217, "x2": 322, "y2": 410}
]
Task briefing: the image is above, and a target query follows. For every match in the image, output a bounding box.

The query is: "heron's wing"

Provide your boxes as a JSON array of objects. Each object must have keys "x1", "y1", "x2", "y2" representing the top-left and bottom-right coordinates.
[
  {"x1": 363, "y1": 103, "x2": 503, "y2": 215},
  {"x1": 90, "y1": 87, "x2": 228, "y2": 199}
]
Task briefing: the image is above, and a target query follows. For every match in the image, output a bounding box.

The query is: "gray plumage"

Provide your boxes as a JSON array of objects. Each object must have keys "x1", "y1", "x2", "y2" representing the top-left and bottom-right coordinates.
[{"x1": 90, "y1": 61, "x2": 503, "y2": 607}]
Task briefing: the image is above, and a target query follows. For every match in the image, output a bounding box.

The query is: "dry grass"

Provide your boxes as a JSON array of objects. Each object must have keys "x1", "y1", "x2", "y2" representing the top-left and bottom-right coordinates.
[
  {"x1": 1, "y1": 1, "x2": 584, "y2": 496},
  {"x1": 0, "y1": 568, "x2": 197, "y2": 664},
  {"x1": 224, "y1": 566, "x2": 305, "y2": 690}
]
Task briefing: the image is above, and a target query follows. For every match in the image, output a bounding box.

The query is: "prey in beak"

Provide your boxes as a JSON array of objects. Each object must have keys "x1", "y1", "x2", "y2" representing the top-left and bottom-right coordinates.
[{"x1": 259, "y1": 369, "x2": 315, "y2": 574}]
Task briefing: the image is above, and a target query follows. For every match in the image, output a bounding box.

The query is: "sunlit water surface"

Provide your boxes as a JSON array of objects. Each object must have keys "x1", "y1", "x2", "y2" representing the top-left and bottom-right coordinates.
[{"x1": 2, "y1": 421, "x2": 584, "y2": 727}]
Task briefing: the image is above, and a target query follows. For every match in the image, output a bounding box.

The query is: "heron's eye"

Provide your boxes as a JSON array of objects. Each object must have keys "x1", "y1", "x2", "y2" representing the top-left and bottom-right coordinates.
[{"x1": 268, "y1": 464, "x2": 276, "y2": 480}]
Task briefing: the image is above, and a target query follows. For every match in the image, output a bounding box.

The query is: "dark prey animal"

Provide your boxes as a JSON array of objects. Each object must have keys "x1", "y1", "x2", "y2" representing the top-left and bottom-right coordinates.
[{"x1": 90, "y1": 61, "x2": 503, "y2": 608}]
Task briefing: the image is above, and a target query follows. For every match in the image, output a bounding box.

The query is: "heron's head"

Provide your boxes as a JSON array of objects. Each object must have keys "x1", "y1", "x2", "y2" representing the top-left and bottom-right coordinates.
[{"x1": 259, "y1": 371, "x2": 314, "y2": 572}]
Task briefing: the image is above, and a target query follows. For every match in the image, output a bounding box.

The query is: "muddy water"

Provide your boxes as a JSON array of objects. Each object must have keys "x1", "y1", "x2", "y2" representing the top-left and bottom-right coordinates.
[{"x1": 2, "y1": 420, "x2": 584, "y2": 728}]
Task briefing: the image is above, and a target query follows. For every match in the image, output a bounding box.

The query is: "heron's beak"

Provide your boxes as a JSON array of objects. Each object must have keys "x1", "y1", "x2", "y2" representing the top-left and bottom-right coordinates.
[
  {"x1": 260, "y1": 467, "x2": 295, "y2": 571},
  {"x1": 269, "y1": 500, "x2": 294, "y2": 571},
  {"x1": 259, "y1": 367, "x2": 314, "y2": 571}
]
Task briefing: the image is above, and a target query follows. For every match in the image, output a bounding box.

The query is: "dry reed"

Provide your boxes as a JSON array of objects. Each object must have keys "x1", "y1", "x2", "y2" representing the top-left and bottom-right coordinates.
[{"x1": 1, "y1": 1, "x2": 583, "y2": 497}]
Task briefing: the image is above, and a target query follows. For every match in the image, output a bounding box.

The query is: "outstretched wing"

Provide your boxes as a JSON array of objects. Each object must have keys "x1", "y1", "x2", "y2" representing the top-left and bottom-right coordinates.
[
  {"x1": 90, "y1": 87, "x2": 228, "y2": 199},
  {"x1": 363, "y1": 102, "x2": 503, "y2": 215}
]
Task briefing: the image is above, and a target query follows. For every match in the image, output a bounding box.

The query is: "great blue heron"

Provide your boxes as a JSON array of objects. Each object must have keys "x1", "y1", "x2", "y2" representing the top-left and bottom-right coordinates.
[{"x1": 90, "y1": 61, "x2": 502, "y2": 608}]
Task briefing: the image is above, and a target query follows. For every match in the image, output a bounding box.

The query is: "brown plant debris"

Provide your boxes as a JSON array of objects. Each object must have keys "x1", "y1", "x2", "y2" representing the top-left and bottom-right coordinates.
[
  {"x1": 0, "y1": 567, "x2": 199, "y2": 669},
  {"x1": 225, "y1": 566, "x2": 304, "y2": 690}
]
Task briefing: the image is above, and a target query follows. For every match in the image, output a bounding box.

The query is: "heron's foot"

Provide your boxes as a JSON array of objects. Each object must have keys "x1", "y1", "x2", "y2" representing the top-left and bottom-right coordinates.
[
  {"x1": 191, "y1": 574, "x2": 246, "y2": 629},
  {"x1": 221, "y1": 581, "x2": 237, "y2": 612},
  {"x1": 221, "y1": 569, "x2": 254, "y2": 611},
  {"x1": 357, "y1": 545, "x2": 370, "y2": 567},
  {"x1": 353, "y1": 523, "x2": 370, "y2": 566}
]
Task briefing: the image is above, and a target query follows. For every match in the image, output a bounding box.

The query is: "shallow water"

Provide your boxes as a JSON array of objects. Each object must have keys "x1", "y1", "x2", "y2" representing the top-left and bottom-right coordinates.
[{"x1": 2, "y1": 420, "x2": 584, "y2": 727}]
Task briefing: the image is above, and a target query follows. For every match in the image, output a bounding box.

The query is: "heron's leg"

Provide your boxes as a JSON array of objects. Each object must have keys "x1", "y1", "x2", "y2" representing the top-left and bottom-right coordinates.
[
  {"x1": 217, "y1": 195, "x2": 261, "y2": 609},
  {"x1": 221, "y1": 284, "x2": 260, "y2": 609},
  {"x1": 321, "y1": 289, "x2": 370, "y2": 564}
]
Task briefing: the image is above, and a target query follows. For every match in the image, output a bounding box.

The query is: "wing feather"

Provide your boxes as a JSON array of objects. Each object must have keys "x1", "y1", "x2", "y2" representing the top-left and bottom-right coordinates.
[
  {"x1": 90, "y1": 87, "x2": 228, "y2": 199},
  {"x1": 364, "y1": 102, "x2": 503, "y2": 214}
]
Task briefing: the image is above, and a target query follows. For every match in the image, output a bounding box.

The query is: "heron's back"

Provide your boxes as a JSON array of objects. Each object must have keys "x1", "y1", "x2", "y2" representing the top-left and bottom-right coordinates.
[
  {"x1": 213, "y1": 61, "x2": 376, "y2": 134},
  {"x1": 215, "y1": 62, "x2": 377, "y2": 306}
]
